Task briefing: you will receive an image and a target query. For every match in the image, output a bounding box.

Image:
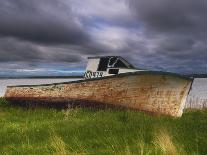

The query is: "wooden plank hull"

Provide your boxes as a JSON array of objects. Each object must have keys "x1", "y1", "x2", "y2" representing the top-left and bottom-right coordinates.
[{"x1": 4, "y1": 72, "x2": 193, "y2": 117}]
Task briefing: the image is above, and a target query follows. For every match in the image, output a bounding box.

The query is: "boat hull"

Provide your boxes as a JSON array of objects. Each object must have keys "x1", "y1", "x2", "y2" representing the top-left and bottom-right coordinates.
[{"x1": 5, "y1": 72, "x2": 192, "y2": 117}]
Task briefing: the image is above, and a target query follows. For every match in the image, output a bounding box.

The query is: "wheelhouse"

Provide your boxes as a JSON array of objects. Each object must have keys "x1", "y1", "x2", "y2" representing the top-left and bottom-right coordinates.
[{"x1": 84, "y1": 56, "x2": 144, "y2": 79}]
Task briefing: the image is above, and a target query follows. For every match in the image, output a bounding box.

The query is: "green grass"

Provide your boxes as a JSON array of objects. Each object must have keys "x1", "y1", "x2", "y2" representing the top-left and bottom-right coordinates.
[{"x1": 0, "y1": 98, "x2": 207, "y2": 155}]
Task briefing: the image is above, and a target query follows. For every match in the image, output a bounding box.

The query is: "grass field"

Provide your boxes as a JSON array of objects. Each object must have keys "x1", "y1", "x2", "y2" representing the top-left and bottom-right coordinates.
[{"x1": 0, "y1": 98, "x2": 207, "y2": 155}]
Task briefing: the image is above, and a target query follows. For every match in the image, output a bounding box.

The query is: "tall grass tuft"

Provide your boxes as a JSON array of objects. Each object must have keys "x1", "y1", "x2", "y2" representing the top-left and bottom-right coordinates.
[
  {"x1": 50, "y1": 132, "x2": 67, "y2": 155},
  {"x1": 153, "y1": 128, "x2": 186, "y2": 155},
  {"x1": 136, "y1": 140, "x2": 153, "y2": 155}
]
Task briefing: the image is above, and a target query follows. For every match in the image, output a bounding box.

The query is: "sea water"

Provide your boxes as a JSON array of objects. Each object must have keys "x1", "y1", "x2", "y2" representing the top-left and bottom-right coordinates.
[{"x1": 185, "y1": 78, "x2": 207, "y2": 109}]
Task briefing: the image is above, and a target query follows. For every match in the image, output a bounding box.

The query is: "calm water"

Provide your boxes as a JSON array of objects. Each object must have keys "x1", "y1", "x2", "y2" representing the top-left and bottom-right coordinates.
[
  {"x1": 0, "y1": 78, "x2": 82, "y2": 97},
  {"x1": 186, "y1": 78, "x2": 207, "y2": 109}
]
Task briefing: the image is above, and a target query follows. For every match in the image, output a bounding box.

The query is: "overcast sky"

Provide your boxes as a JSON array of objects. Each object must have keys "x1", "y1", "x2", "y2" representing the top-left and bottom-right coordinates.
[{"x1": 0, "y1": 0, "x2": 207, "y2": 76}]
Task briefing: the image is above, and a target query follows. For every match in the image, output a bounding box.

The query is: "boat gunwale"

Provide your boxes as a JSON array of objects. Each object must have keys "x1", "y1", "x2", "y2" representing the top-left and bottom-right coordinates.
[{"x1": 7, "y1": 71, "x2": 193, "y2": 88}]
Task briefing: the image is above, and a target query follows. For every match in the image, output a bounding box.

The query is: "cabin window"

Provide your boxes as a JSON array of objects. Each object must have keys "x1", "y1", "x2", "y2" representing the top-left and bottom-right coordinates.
[
  {"x1": 108, "y1": 57, "x2": 117, "y2": 67},
  {"x1": 97, "y1": 57, "x2": 109, "y2": 71},
  {"x1": 108, "y1": 69, "x2": 119, "y2": 74},
  {"x1": 114, "y1": 59, "x2": 127, "y2": 68}
]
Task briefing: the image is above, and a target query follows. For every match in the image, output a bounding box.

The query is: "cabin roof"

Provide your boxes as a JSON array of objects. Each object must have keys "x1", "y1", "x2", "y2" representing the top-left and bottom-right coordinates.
[{"x1": 88, "y1": 56, "x2": 121, "y2": 59}]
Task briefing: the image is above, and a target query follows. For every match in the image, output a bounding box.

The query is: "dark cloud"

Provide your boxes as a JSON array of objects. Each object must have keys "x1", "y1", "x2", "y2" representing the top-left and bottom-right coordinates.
[
  {"x1": 0, "y1": 38, "x2": 84, "y2": 63},
  {"x1": 0, "y1": 38, "x2": 42, "y2": 62},
  {"x1": 128, "y1": 0, "x2": 207, "y2": 73},
  {"x1": 0, "y1": 0, "x2": 89, "y2": 44},
  {"x1": 129, "y1": 0, "x2": 207, "y2": 33}
]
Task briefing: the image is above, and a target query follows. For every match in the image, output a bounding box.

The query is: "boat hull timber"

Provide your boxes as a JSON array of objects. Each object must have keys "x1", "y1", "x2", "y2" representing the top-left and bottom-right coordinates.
[{"x1": 4, "y1": 71, "x2": 193, "y2": 117}]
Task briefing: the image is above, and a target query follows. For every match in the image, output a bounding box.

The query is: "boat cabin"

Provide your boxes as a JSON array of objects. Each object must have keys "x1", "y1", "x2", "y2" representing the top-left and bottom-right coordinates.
[{"x1": 84, "y1": 56, "x2": 144, "y2": 79}]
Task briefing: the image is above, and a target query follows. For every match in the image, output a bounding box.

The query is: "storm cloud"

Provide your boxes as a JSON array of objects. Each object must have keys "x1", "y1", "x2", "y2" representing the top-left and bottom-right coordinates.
[
  {"x1": 0, "y1": 0, "x2": 207, "y2": 75},
  {"x1": 129, "y1": 0, "x2": 207, "y2": 73},
  {"x1": 0, "y1": 0, "x2": 89, "y2": 44}
]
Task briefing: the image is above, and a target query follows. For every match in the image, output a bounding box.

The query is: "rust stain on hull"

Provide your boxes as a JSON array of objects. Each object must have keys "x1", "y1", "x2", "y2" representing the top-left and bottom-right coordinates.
[{"x1": 4, "y1": 72, "x2": 193, "y2": 117}]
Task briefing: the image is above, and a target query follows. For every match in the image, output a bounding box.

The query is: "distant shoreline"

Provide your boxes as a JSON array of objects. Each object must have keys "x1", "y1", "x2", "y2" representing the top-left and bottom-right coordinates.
[
  {"x1": 186, "y1": 74, "x2": 207, "y2": 78},
  {"x1": 0, "y1": 76, "x2": 83, "y2": 79}
]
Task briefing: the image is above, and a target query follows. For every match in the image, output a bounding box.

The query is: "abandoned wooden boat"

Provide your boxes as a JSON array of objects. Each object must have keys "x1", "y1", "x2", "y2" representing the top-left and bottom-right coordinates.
[{"x1": 5, "y1": 56, "x2": 193, "y2": 117}]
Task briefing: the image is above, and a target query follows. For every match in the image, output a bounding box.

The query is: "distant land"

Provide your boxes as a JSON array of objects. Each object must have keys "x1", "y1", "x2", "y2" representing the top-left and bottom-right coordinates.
[
  {"x1": 187, "y1": 74, "x2": 207, "y2": 78},
  {"x1": 0, "y1": 69, "x2": 84, "y2": 79},
  {"x1": 0, "y1": 75, "x2": 83, "y2": 79}
]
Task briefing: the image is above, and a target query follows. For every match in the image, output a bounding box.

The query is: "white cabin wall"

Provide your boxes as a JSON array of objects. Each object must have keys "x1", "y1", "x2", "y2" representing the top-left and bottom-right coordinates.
[{"x1": 86, "y1": 58, "x2": 100, "y2": 72}]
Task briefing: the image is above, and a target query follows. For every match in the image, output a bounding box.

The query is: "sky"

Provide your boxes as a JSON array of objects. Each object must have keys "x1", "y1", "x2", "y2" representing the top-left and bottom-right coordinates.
[{"x1": 0, "y1": 0, "x2": 207, "y2": 77}]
